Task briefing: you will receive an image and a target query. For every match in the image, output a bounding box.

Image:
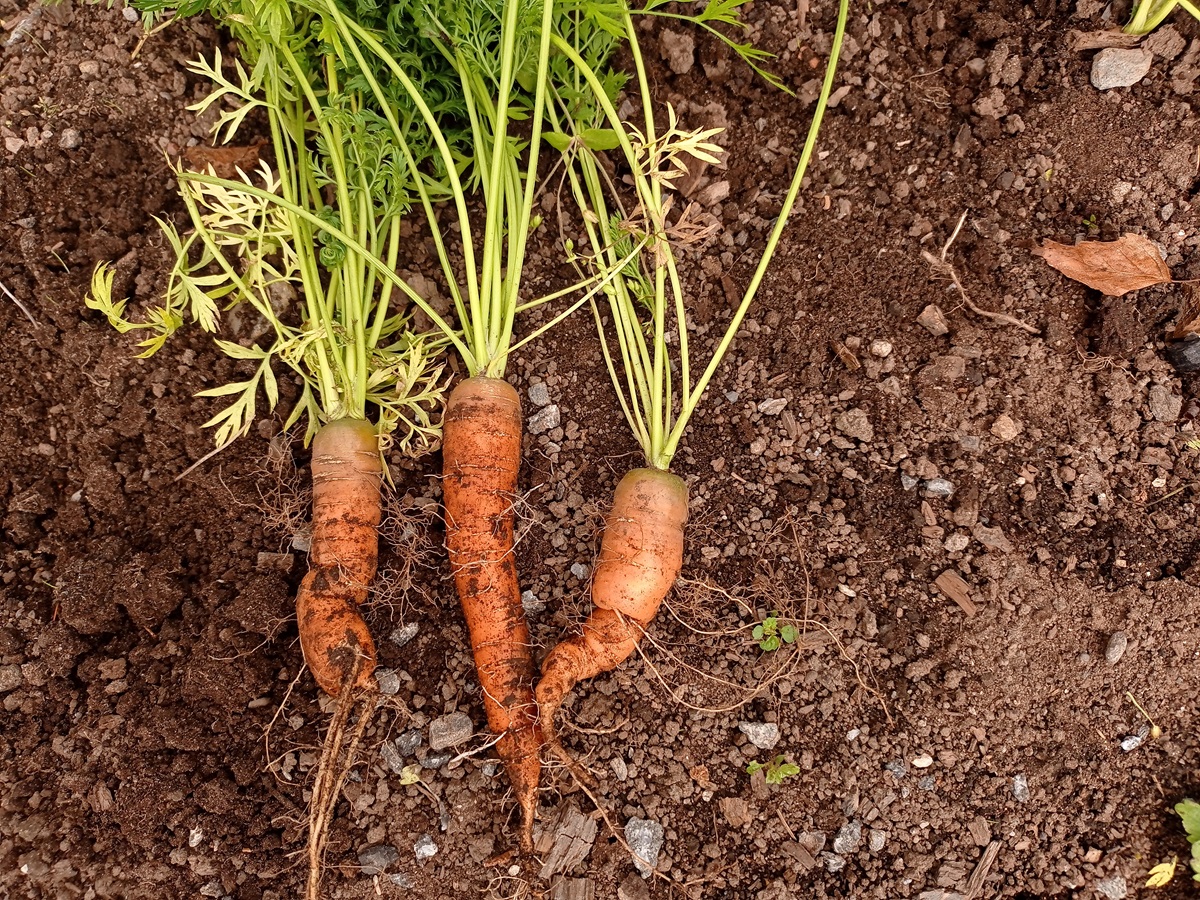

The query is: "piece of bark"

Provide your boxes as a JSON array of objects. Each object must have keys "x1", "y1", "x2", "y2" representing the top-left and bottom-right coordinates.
[{"x1": 934, "y1": 570, "x2": 977, "y2": 616}]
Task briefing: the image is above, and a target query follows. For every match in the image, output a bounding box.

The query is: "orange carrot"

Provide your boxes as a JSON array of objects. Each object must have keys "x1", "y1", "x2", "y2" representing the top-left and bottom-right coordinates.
[
  {"x1": 295, "y1": 418, "x2": 381, "y2": 696},
  {"x1": 442, "y1": 376, "x2": 541, "y2": 851},
  {"x1": 536, "y1": 467, "x2": 687, "y2": 733}
]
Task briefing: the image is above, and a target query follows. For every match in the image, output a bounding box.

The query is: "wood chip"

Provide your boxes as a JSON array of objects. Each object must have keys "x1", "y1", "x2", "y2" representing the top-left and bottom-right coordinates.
[
  {"x1": 552, "y1": 878, "x2": 595, "y2": 900},
  {"x1": 965, "y1": 841, "x2": 1002, "y2": 900},
  {"x1": 934, "y1": 570, "x2": 977, "y2": 616},
  {"x1": 781, "y1": 840, "x2": 817, "y2": 870},
  {"x1": 534, "y1": 802, "x2": 598, "y2": 879},
  {"x1": 1068, "y1": 29, "x2": 1143, "y2": 51},
  {"x1": 832, "y1": 339, "x2": 861, "y2": 371}
]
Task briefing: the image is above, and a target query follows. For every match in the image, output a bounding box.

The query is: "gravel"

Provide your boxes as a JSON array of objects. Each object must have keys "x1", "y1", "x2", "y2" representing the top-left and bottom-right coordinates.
[
  {"x1": 990, "y1": 414, "x2": 1022, "y2": 441},
  {"x1": 917, "y1": 304, "x2": 949, "y2": 336},
  {"x1": 834, "y1": 408, "x2": 874, "y2": 443},
  {"x1": 413, "y1": 834, "x2": 438, "y2": 862},
  {"x1": 1105, "y1": 631, "x2": 1128, "y2": 665},
  {"x1": 1091, "y1": 48, "x2": 1153, "y2": 90},
  {"x1": 832, "y1": 820, "x2": 862, "y2": 854},
  {"x1": 429, "y1": 712, "x2": 473, "y2": 751},
  {"x1": 528, "y1": 382, "x2": 551, "y2": 407},
  {"x1": 390, "y1": 623, "x2": 419, "y2": 647},
  {"x1": 1094, "y1": 874, "x2": 1128, "y2": 899},
  {"x1": 1012, "y1": 774, "x2": 1030, "y2": 803},
  {"x1": 528, "y1": 404, "x2": 561, "y2": 435},
  {"x1": 738, "y1": 721, "x2": 781, "y2": 750},
  {"x1": 923, "y1": 478, "x2": 955, "y2": 498},
  {"x1": 868, "y1": 339, "x2": 893, "y2": 358},
  {"x1": 625, "y1": 818, "x2": 664, "y2": 877},
  {"x1": 395, "y1": 729, "x2": 422, "y2": 757},
  {"x1": 0, "y1": 664, "x2": 22, "y2": 693},
  {"x1": 357, "y1": 844, "x2": 399, "y2": 875},
  {"x1": 374, "y1": 668, "x2": 400, "y2": 696},
  {"x1": 57, "y1": 127, "x2": 82, "y2": 150},
  {"x1": 1148, "y1": 384, "x2": 1182, "y2": 422}
]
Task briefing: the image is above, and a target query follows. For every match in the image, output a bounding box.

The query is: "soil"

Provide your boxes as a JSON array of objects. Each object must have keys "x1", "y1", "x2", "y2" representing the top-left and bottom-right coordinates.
[{"x1": 3, "y1": 1, "x2": 1200, "y2": 898}]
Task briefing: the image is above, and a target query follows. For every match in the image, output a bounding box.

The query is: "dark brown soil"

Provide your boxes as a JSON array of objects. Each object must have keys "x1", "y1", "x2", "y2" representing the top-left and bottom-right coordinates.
[{"x1": 3, "y1": 1, "x2": 1200, "y2": 898}]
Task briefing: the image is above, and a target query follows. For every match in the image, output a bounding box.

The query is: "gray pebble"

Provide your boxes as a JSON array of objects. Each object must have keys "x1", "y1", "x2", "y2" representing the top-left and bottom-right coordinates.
[
  {"x1": 389, "y1": 873, "x2": 414, "y2": 888},
  {"x1": 0, "y1": 665, "x2": 23, "y2": 693},
  {"x1": 611, "y1": 756, "x2": 629, "y2": 782},
  {"x1": 1148, "y1": 384, "x2": 1182, "y2": 422},
  {"x1": 884, "y1": 760, "x2": 907, "y2": 778},
  {"x1": 1095, "y1": 874, "x2": 1128, "y2": 899},
  {"x1": 725, "y1": 391, "x2": 739, "y2": 402},
  {"x1": 758, "y1": 398, "x2": 788, "y2": 415},
  {"x1": 570, "y1": 562, "x2": 589, "y2": 580},
  {"x1": 1166, "y1": 339, "x2": 1200, "y2": 373},
  {"x1": 390, "y1": 622, "x2": 419, "y2": 647},
  {"x1": 420, "y1": 751, "x2": 451, "y2": 769},
  {"x1": 521, "y1": 589, "x2": 544, "y2": 615},
  {"x1": 375, "y1": 667, "x2": 400, "y2": 696},
  {"x1": 395, "y1": 729, "x2": 422, "y2": 757},
  {"x1": 918, "y1": 775, "x2": 936, "y2": 792},
  {"x1": 923, "y1": 478, "x2": 955, "y2": 498},
  {"x1": 482, "y1": 760, "x2": 499, "y2": 777},
  {"x1": 869, "y1": 339, "x2": 893, "y2": 358},
  {"x1": 868, "y1": 829, "x2": 888, "y2": 853},
  {"x1": 900, "y1": 474, "x2": 919, "y2": 491},
  {"x1": 58, "y1": 128, "x2": 82, "y2": 150},
  {"x1": 738, "y1": 721, "x2": 781, "y2": 750},
  {"x1": 413, "y1": 834, "x2": 438, "y2": 861},
  {"x1": 121, "y1": 4, "x2": 139, "y2": 21},
  {"x1": 625, "y1": 818, "x2": 664, "y2": 877},
  {"x1": 528, "y1": 403, "x2": 561, "y2": 435},
  {"x1": 358, "y1": 844, "x2": 399, "y2": 875},
  {"x1": 528, "y1": 382, "x2": 551, "y2": 407},
  {"x1": 1105, "y1": 631, "x2": 1128, "y2": 665},
  {"x1": 1120, "y1": 725, "x2": 1150, "y2": 753},
  {"x1": 1012, "y1": 774, "x2": 1030, "y2": 802},
  {"x1": 429, "y1": 712, "x2": 473, "y2": 750},
  {"x1": 1091, "y1": 48, "x2": 1153, "y2": 90},
  {"x1": 380, "y1": 741, "x2": 405, "y2": 774},
  {"x1": 832, "y1": 820, "x2": 862, "y2": 854},
  {"x1": 821, "y1": 852, "x2": 846, "y2": 872}
]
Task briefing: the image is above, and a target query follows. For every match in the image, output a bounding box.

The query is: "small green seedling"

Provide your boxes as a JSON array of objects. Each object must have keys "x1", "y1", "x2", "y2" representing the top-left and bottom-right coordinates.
[
  {"x1": 1081, "y1": 213, "x2": 1099, "y2": 231},
  {"x1": 753, "y1": 615, "x2": 798, "y2": 652},
  {"x1": 746, "y1": 756, "x2": 801, "y2": 786}
]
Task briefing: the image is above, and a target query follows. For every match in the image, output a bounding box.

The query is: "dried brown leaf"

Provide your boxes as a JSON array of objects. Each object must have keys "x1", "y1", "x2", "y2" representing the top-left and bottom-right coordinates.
[{"x1": 1034, "y1": 234, "x2": 1172, "y2": 297}]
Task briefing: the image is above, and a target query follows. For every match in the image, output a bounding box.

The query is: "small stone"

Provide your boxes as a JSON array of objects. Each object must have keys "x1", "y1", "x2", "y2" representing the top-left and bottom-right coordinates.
[
  {"x1": 1105, "y1": 631, "x2": 1128, "y2": 665},
  {"x1": 256, "y1": 551, "x2": 293, "y2": 573},
  {"x1": 900, "y1": 474, "x2": 919, "y2": 491},
  {"x1": 1094, "y1": 874, "x2": 1128, "y2": 899},
  {"x1": 380, "y1": 741, "x2": 405, "y2": 774},
  {"x1": 923, "y1": 478, "x2": 955, "y2": 498},
  {"x1": 697, "y1": 180, "x2": 730, "y2": 206},
  {"x1": 413, "y1": 834, "x2": 438, "y2": 861},
  {"x1": 918, "y1": 775, "x2": 936, "y2": 791},
  {"x1": 78, "y1": 60, "x2": 100, "y2": 77},
  {"x1": 610, "y1": 756, "x2": 629, "y2": 782},
  {"x1": 5, "y1": 136, "x2": 26, "y2": 154},
  {"x1": 0, "y1": 665, "x2": 23, "y2": 693},
  {"x1": 617, "y1": 873, "x2": 650, "y2": 900},
  {"x1": 917, "y1": 304, "x2": 950, "y2": 336},
  {"x1": 868, "y1": 339, "x2": 893, "y2": 358},
  {"x1": 570, "y1": 562, "x2": 589, "y2": 580},
  {"x1": 659, "y1": 29, "x2": 695, "y2": 76},
  {"x1": 58, "y1": 128, "x2": 82, "y2": 150},
  {"x1": 528, "y1": 382, "x2": 551, "y2": 407},
  {"x1": 522, "y1": 590, "x2": 544, "y2": 615},
  {"x1": 757, "y1": 398, "x2": 788, "y2": 416},
  {"x1": 358, "y1": 844, "x2": 399, "y2": 875},
  {"x1": 528, "y1": 404, "x2": 561, "y2": 435},
  {"x1": 944, "y1": 533, "x2": 970, "y2": 553},
  {"x1": 832, "y1": 820, "x2": 862, "y2": 854},
  {"x1": 1166, "y1": 339, "x2": 1200, "y2": 374},
  {"x1": 911, "y1": 754, "x2": 934, "y2": 769},
  {"x1": 429, "y1": 712, "x2": 473, "y2": 750},
  {"x1": 1012, "y1": 774, "x2": 1030, "y2": 802},
  {"x1": 395, "y1": 730, "x2": 422, "y2": 756},
  {"x1": 375, "y1": 668, "x2": 400, "y2": 696},
  {"x1": 884, "y1": 760, "x2": 907, "y2": 778},
  {"x1": 1091, "y1": 48, "x2": 1153, "y2": 90},
  {"x1": 834, "y1": 408, "x2": 874, "y2": 443},
  {"x1": 420, "y1": 751, "x2": 450, "y2": 769},
  {"x1": 868, "y1": 829, "x2": 888, "y2": 853},
  {"x1": 738, "y1": 722, "x2": 781, "y2": 750},
  {"x1": 821, "y1": 852, "x2": 846, "y2": 872},
  {"x1": 390, "y1": 623, "x2": 418, "y2": 647},
  {"x1": 121, "y1": 5, "x2": 139, "y2": 21},
  {"x1": 1148, "y1": 384, "x2": 1182, "y2": 422},
  {"x1": 990, "y1": 414, "x2": 1022, "y2": 441},
  {"x1": 389, "y1": 873, "x2": 414, "y2": 888},
  {"x1": 1120, "y1": 726, "x2": 1150, "y2": 752},
  {"x1": 625, "y1": 818, "x2": 664, "y2": 877}
]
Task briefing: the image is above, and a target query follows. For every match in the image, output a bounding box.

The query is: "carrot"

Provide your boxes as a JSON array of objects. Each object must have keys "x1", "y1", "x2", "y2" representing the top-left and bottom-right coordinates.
[
  {"x1": 442, "y1": 376, "x2": 541, "y2": 851},
  {"x1": 295, "y1": 417, "x2": 382, "y2": 696},
  {"x1": 536, "y1": 468, "x2": 687, "y2": 731}
]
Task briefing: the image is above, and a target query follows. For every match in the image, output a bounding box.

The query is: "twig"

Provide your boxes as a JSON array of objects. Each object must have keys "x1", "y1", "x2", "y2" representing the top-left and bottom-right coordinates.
[
  {"x1": 922, "y1": 211, "x2": 1040, "y2": 336},
  {"x1": 0, "y1": 278, "x2": 37, "y2": 326},
  {"x1": 965, "y1": 840, "x2": 1001, "y2": 899}
]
